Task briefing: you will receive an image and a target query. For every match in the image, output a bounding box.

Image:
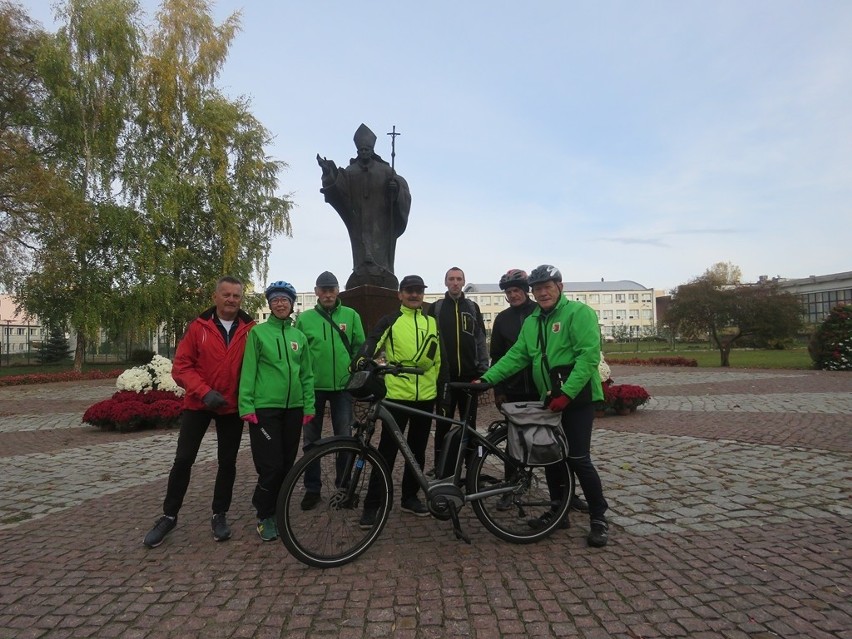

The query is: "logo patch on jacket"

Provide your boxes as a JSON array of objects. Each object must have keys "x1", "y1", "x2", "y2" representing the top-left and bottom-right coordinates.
[
  {"x1": 290, "y1": 341, "x2": 299, "y2": 351},
  {"x1": 551, "y1": 322, "x2": 562, "y2": 333},
  {"x1": 339, "y1": 323, "x2": 347, "y2": 332}
]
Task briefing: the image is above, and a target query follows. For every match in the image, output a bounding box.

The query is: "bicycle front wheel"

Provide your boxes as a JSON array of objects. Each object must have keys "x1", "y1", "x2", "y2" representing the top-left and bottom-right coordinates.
[
  {"x1": 276, "y1": 440, "x2": 392, "y2": 568},
  {"x1": 469, "y1": 423, "x2": 573, "y2": 543}
]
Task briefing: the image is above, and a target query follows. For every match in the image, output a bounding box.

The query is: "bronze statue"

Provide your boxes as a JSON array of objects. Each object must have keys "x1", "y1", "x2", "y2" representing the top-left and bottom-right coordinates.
[{"x1": 317, "y1": 124, "x2": 412, "y2": 290}]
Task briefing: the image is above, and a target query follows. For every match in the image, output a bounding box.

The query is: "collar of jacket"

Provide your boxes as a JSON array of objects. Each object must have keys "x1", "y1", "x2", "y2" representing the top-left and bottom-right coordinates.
[
  {"x1": 531, "y1": 293, "x2": 568, "y2": 318},
  {"x1": 199, "y1": 306, "x2": 254, "y2": 324},
  {"x1": 266, "y1": 313, "x2": 293, "y2": 328},
  {"x1": 398, "y1": 304, "x2": 423, "y2": 317},
  {"x1": 314, "y1": 298, "x2": 341, "y2": 314}
]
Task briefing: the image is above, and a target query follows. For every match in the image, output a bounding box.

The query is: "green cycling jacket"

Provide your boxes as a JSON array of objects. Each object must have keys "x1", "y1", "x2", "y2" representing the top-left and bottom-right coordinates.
[
  {"x1": 359, "y1": 305, "x2": 441, "y2": 401},
  {"x1": 238, "y1": 314, "x2": 315, "y2": 416},
  {"x1": 482, "y1": 295, "x2": 603, "y2": 402},
  {"x1": 295, "y1": 300, "x2": 365, "y2": 391}
]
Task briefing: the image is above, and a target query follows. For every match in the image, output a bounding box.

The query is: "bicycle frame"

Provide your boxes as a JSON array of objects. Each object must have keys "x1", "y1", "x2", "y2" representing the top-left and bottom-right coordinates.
[{"x1": 361, "y1": 388, "x2": 522, "y2": 504}]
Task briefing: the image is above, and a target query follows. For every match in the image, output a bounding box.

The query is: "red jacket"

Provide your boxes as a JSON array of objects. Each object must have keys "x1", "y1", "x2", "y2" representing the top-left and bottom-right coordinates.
[{"x1": 172, "y1": 307, "x2": 256, "y2": 414}]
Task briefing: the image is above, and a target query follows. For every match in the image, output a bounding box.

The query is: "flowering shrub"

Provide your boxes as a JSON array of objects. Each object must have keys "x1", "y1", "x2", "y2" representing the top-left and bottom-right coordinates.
[
  {"x1": 602, "y1": 382, "x2": 651, "y2": 413},
  {"x1": 598, "y1": 353, "x2": 612, "y2": 383},
  {"x1": 809, "y1": 304, "x2": 852, "y2": 371},
  {"x1": 0, "y1": 369, "x2": 123, "y2": 388},
  {"x1": 116, "y1": 354, "x2": 184, "y2": 395},
  {"x1": 607, "y1": 356, "x2": 698, "y2": 367},
  {"x1": 83, "y1": 356, "x2": 184, "y2": 431}
]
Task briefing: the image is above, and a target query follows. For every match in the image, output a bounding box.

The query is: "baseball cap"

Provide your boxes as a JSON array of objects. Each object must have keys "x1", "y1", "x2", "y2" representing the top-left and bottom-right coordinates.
[{"x1": 399, "y1": 275, "x2": 427, "y2": 290}]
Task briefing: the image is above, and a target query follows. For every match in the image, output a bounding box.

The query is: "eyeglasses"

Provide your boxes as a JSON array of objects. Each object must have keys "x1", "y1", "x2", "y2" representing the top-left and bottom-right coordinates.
[{"x1": 269, "y1": 297, "x2": 292, "y2": 305}]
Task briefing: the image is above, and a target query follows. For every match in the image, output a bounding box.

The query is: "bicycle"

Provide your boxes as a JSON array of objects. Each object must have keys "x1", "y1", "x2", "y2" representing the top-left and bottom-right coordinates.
[{"x1": 275, "y1": 362, "x2": 574, "y2": 568}]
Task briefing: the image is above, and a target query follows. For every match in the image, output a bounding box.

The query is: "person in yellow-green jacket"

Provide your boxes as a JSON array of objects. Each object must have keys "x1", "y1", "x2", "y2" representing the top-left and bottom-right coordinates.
[
  {"x1": 239, "y1": 281, "x2": 315, "y2": 542},
  {"x1": 480, "y1": 264, "x2": 610, "y2": 548},
  {"x1": 351, "y1": 275, "x2": 441, "y2": 529}
]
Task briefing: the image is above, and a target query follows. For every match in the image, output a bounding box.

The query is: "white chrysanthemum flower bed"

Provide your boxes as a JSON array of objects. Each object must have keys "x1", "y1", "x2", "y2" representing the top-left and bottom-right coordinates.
[{"x1": 116, "y1": 355, "x2": 185, "y2": 396}]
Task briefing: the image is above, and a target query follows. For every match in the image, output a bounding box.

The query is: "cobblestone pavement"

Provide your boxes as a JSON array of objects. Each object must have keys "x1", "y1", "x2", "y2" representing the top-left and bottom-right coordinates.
[{"x1": 0, "y1": 367, "x2": 849, "y2": 638}]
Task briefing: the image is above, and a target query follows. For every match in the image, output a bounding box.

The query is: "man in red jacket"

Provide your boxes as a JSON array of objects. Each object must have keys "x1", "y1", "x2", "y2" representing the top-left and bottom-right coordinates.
[{"x1": 143, "y1": 276, "x2": 255, "y2": 548}]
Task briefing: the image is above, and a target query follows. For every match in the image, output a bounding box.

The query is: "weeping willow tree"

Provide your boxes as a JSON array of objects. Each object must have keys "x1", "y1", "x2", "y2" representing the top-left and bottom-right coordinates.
[
  {"x1": 16, "y1": 0, "x2": 292, "y2": 368},
  {"x1": 125, "y1": 0, "x2": 292, "y2": 340}
]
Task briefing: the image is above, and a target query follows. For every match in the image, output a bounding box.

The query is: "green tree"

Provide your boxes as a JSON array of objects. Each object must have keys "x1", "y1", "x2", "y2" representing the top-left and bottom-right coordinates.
[
  {"x1": 665, "y1": 268, "x2": 802, "y2": 367},
  {"x1": 125, "y1": 0, "x2": 292, "y2": 337},
  {"x1": 0, "y1": 1, "x2": 82, "y2": 290},
  {"x1": 808, "y1": 304, "x2": 852, "y2": 371},
  {"x1": 701, "y1": 261, "x2": 742, "y2": 287},
  {"x1": 37, "y1": 325, "x2": 72, "y2": 363},
  {"x1": 23, "y1": 0, "x2": 143, "y2": 371}
]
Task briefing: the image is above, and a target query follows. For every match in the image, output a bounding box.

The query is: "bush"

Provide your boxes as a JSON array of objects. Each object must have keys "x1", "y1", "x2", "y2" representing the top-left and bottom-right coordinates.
[
  {"x1": 129, "y1": 348, "x2": 156, "y2": 365},
  {"x1": 808, "y1": 304, "x2": 852, "y2": 371}
]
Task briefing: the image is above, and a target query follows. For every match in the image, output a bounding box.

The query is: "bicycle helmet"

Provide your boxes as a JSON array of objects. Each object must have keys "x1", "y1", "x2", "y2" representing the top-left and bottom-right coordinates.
[
  {"x1": 499, "y1": 269, "x2": 529, "y2": 292},
  {"x1": 527, "y1": 264, "x2": 562, "y2": 286},
  {"x1": 265, "y1": 280, "x2": 297, "y2": 304}
]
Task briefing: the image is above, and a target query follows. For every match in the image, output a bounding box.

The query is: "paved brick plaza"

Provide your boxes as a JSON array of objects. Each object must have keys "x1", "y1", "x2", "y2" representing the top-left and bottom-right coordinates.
[{"x1": 1, "y1": 365, "x2": 850, "y2": 638}]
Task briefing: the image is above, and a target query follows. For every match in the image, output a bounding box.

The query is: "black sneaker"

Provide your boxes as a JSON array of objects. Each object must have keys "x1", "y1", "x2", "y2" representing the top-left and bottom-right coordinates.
[
  {"x1": 211, "y1": 513, "x2": 231, "y2": 542},
  {"x1": 400, "y1": 497, "x2": 429, "y2": 517},
  {"x1": 570, "y1": 495, "x2": 589, "y2": 513},
  {"x1": 359, "y1": 508, "x2": 378, "y2": 529},
  {"x1": 301, "y1": 492, "x2": 322, "y2": 511},
  {"x1": 143, "y1": 515, "x2": 176, "y2": 548},
  {"x1": 587, "y1": 518, "x2": 609, "y2": 547},
  {"x1": 527, "y1": 509, "x2": 569, "y2": 531}
]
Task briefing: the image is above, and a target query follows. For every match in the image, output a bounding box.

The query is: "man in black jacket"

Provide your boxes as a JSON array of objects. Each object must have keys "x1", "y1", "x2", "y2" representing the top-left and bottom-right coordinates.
[{"x1": 426, "y1": 266, "x2": 488, "y2": 473}]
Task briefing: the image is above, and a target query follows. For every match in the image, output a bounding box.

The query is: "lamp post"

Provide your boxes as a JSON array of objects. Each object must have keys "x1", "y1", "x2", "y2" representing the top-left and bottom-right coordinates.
[{"x1": 5, "y1": 320, "x2": 11, "y2": 367}]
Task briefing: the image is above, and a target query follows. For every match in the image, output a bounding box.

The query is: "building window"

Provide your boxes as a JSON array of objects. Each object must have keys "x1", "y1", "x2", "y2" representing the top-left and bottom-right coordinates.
[
  {"x1": 615, "y1": 294, "x2": 625, "y2": 303},
  {"x1": 602, "y1": 294, "x2": 612, "y2": 303},
  {"x1": 602, "y1": 309, "x2": 613, "y2": 319},
  {"x1": 588, "y1": 294, "x2": 599, "y2": 303},
  {"x1": 629, "y1": 293, "x2": 639, "y2": 302},
  {"x1": 17, "y1": 328, "x2": 25, "y2": 335},
  {"x1": 576, "y1": 294, "x2": 586, "y2": 302},
  {"x1": 641, "y1": 293, "x2": 652, "y2": 302}
]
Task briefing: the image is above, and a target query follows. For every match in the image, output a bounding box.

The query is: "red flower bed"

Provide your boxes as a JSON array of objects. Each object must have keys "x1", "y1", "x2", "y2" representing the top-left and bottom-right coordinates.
[
  {"x1": 599, "y1": 381, "x2": 651, "y2": 414},
  {"x1": 609, "y1": 357, "x2": 697, "y2": 367},
  {"x1": 0, "y1": 369, "x2": 124, "y2": 388},
  {"x1": 83, "y1": 390, "x2": 183, "y2": 432}
]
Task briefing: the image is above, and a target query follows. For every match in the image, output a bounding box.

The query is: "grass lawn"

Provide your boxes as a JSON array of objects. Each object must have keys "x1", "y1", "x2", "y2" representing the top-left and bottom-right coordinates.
[{"x1": 604, "y1": 346, "x2": 813, "y2": 369}]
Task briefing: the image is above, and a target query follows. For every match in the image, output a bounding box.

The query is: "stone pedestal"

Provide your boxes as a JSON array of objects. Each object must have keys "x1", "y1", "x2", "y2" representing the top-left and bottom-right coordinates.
[{"x1": 339, "y1": 285, "x2": 400, "y2": 335}]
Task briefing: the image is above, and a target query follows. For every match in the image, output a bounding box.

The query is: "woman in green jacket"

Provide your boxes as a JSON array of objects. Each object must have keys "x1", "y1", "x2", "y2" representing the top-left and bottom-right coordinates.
[{"x1": 239, "y1": 281, "x2": 315, "y2": 542}]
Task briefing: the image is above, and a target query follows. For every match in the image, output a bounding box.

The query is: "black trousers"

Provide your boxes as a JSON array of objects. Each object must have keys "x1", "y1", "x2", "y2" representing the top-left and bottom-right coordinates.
[
  {"x1": 545, "y1": 403, "x2": 608, "y2": 519},
  {"x1": 162, "y1": 410, "x2": 244, "y2": 517},
  {"x1": 248, "y1": 407, "x2": 303, "y2": 519},
  {"x1": 365, "y1": 400, "x2": 433, "y2": 509},
  {"x1": 434, "y1": 383, "x2": 479, "y2": 463}
]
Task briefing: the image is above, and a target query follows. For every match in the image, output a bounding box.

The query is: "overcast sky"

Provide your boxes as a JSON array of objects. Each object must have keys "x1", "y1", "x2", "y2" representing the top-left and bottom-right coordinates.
[{"x1": 21, "y1": 1, "x2": 852, "y2": 293}]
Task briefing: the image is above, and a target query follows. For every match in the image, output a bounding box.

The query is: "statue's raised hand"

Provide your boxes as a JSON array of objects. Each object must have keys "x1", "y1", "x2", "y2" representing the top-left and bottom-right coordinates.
[{"x1": 316, "y1": 154, "x2": 336, "y2": 177}]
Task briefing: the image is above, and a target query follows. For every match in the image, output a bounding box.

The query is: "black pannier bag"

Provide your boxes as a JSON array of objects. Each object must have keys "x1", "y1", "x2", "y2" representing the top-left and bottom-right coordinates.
[{"x1": 500, "y1": 402, "x2": 568, "y2": 466}]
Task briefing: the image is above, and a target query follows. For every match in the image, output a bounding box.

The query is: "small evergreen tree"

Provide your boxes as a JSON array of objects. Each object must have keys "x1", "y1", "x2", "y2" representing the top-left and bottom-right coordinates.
[
  {"x1": 38, "y1": 327, "x2": 72, "y2": 364},
  {"x1": 809, "y1": 304, "x2": 852, "y2": 371}
]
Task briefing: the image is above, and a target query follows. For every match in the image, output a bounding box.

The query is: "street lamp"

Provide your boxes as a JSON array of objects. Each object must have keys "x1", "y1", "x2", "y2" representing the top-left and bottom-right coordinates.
[{"x1": 5, "y1": 320, "x2": 11, "y2": 367}]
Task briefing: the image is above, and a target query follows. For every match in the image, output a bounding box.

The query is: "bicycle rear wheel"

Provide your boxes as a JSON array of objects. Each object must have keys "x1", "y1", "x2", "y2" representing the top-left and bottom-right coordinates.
[
  {"x1": 276, "y1": 440, "x2": 392, "y2": 568},
  {"x1": 469, "y1": 423, "x2": 573, "y2": 543}
]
